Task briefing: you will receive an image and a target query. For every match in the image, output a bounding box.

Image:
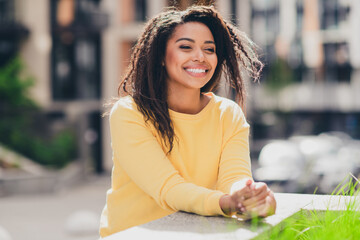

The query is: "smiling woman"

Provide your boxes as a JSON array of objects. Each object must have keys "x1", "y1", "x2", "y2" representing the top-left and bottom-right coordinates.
[{"x1": 100, "y1": 5, "x2": 276, "y2": 238}]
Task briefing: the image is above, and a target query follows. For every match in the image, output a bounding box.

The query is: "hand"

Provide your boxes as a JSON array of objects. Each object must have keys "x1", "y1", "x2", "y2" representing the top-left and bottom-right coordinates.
[
  {"x1": 240, "y1": 181, "x2": 276, "y2": 218},
  {"x1": 219, "y1": 178, "x2": 253, "y2": 216},
  {"x1": 247, "y1": 190, "x2": 276, "y2": 217},
  {"x1": 219, "y1": 179, "x2": 276, "y2": 218},
  {"x1": 219, "y1": 184, "x2": 251, "y2": 216}
]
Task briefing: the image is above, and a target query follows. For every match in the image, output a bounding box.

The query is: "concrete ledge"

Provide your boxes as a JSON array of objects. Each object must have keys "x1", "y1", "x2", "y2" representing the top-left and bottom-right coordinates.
[
  {"x1": 103, "y1": 193, "x2": 357, "y2": 240},
  {"x1": 0, "y1": 145, "x2": 86, "y2": 196}
]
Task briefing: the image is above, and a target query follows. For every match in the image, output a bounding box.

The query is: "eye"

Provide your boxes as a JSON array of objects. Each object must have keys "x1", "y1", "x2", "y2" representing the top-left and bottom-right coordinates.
[
  {"x1": 179, "y1": 45, "x2": 191, "y2": 50},
  {"x1": 205, "y1": 48, "x2": 215, "y2": 53}
]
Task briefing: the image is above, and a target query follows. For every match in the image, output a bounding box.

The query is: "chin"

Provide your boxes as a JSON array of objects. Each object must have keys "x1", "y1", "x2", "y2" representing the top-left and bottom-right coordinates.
[{"x1": 188, "y1": 81, "x2": 210, "y2": 90}]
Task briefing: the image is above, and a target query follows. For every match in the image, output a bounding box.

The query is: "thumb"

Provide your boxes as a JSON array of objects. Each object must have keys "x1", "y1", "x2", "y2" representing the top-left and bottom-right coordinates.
[{"x1": 246, "y1": 179, "x2": 253, "y2": 186}]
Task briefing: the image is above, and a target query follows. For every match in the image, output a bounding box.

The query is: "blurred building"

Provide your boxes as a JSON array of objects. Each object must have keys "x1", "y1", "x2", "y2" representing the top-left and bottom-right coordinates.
[
  {"x1": 101, "y1": 0, "x2": 360, "y2": 170},
  {"x1": 0, "y1": 0, "x2": 29, "y2": 66},
  {"x1": 245, "y1": 0, "x2": 360, "y2": 143},
  {"x1": 2, "y1": 0, "x2": 359, "y2": 172},
  {"x1": 0, "y1": 0, "x2": 108, "y2": 173}
]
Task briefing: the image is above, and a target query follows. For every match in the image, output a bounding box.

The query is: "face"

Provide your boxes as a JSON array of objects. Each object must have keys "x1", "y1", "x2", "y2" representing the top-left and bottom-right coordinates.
[{"x1": 164, "y1": 22, "x2": 218, "y2": 93}]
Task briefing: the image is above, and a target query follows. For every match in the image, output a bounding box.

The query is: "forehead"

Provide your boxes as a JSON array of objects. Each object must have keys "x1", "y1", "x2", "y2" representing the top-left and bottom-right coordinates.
[{"x1": 169, "y1": 22, "x2": 215, "y2": 42}]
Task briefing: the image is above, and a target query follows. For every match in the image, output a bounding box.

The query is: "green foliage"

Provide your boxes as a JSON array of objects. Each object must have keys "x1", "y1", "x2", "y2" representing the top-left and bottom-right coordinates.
[
  {"x1": 0, "y1": 57, "x2": 36, "y2": 108},
  {"x1": 0, "y1": 124, "x2": 76, "y2": 168},
  {"x1": 255, "y1": 209, "x2": 360, "y2": 240},
  {"x1": 0, "y1": 57, "x2": 76, "y2": 168},
  {"x1": 254, "y1": 176, "x2": 360, "y2": 240}
]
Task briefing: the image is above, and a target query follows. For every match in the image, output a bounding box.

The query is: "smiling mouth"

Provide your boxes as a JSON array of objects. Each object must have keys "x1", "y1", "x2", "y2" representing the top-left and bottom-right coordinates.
[
  {"x1": 185, "y1": 68, "x2": 208, "y2": 73},
  {"x1": 184, "y1": 68, "x2": 209, "y2": 78}
]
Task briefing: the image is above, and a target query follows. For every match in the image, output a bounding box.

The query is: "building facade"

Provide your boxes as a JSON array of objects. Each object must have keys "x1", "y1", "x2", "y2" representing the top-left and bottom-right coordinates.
[
  {"x1": 2, "y1": 0, "x2": 359, "y2": 172},
  {"x1": 1, "y1": 0, "x2": 108, "y2": 173},
  {"x1": 246, "y1": 0, "x2": 360, "y2": 141}
]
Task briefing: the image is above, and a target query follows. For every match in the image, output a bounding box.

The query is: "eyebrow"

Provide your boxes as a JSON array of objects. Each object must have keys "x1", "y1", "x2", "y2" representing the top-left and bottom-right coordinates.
[{"x1": 175, "y1": 38, "x2": 215, "y2": 44}]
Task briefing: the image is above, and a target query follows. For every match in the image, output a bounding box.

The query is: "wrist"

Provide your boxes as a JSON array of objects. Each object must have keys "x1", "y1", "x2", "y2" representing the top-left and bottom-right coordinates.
[{"x1": 219, "y1": 194, "x2": 232, "y2": 216}]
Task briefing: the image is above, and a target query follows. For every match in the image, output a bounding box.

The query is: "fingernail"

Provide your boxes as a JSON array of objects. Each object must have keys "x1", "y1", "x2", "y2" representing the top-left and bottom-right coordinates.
[{"x1": 241, "y1": 207, "x2": 246, "y2": 212}]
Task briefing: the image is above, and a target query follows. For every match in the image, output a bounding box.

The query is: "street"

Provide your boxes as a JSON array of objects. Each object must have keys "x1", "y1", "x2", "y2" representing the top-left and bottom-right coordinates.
[{"x1": 0, "y1": 174, "x2": 110, "y2": 240}]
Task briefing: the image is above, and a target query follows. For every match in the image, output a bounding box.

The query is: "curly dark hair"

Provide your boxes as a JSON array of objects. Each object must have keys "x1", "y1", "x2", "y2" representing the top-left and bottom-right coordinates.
[{"x1": 119, "y1": 5, "x2": 263, "y2": 153}]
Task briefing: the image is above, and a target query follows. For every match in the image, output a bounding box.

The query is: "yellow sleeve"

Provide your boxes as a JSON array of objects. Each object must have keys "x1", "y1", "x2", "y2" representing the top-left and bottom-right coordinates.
[
  {"x1": 216, "y1": 104, "x2": 253, "y2": 194},
  {"x1": 110, "y1": 101, "x2": 225, "y2": 216}
]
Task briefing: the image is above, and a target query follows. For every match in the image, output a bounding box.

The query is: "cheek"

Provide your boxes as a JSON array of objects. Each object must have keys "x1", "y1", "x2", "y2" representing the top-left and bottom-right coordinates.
[
  {"x1": 214, "y1": 57, "x2": 218, "y2": 68},
  {"x1": 211, "y1": 56, "x2": 218, "y2": 73},
  {"x1": 165, "y1": 49, "x2": 181, "y2": 69}
]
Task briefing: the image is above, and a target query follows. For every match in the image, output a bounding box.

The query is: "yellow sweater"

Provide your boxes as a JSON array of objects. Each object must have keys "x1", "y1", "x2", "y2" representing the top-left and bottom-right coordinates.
[{"x1": 99, "y1": 92, "x2": 252, "y2": 237}]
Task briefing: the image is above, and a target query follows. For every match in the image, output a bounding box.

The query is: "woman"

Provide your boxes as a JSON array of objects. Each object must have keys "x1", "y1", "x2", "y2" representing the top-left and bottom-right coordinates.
[{"x1": 100, "y1": 5, "x2": 276, "y2": 237}]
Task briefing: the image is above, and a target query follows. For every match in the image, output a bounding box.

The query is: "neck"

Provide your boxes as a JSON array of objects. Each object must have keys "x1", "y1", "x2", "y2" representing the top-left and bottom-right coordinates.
[{"x1": 167, "y1": 88, "x2": 207, "y2": 114}]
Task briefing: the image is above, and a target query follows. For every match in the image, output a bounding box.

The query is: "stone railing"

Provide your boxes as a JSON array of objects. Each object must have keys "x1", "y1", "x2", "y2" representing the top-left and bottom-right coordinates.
[{"x1": 102, "y1": 193, "x2": 356, "y2": 240}]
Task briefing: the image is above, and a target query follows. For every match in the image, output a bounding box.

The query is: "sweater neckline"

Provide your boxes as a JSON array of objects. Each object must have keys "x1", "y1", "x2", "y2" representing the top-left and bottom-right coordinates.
[{"x1": 169, "y1": 92, "x2": 215, "y2": 120}]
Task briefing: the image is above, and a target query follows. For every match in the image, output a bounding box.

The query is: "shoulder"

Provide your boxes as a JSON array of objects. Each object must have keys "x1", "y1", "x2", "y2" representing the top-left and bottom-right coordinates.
[
  {"x1": 109, "y1": 96, "x2": 143, "y2": 122},
  {"x1": 210, "y1": 94, "x2": 249, "y2": 140},
  {"x1": 211, "y1": 94, "x2": 246, "y2": 123}
]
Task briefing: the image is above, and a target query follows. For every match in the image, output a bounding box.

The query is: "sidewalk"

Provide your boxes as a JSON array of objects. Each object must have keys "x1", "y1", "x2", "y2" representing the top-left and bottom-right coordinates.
[{"x1": 0, "y1": 174, "x2": 110, "y2": 240}]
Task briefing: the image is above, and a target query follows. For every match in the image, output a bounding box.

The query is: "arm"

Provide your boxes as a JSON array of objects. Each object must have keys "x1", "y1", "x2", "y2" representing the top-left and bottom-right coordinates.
[
  {"x1": 215, "y1": 104, "x2": 276, "y2": 217},
  {"x1": 216, "y1": 104, "x2": 252, "y2": 194},
  {"x1": 110, "y1": 102, "x2": 225, "y2": 216}
]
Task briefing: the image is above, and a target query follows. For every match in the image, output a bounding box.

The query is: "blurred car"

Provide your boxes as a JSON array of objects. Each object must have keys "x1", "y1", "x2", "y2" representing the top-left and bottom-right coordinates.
[{"x1": 254, "y1": 132, "x2": 360, "y2": 194}]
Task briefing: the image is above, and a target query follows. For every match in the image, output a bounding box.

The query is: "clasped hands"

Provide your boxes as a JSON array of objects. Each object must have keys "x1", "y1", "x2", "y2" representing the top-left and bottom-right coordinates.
[{"x1": 219, "y1": 178, "x2": 276, "y2": 219}]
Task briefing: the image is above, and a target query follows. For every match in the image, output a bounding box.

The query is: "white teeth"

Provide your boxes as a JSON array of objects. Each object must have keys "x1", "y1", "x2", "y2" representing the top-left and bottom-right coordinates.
[{"x1": 186, "y1": 68, "x2": 206, "y2": 73}]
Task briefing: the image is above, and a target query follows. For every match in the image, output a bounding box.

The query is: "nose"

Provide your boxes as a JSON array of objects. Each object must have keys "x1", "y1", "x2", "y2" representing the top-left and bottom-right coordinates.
[{"x1": 193, "y1": 48, "x2": 205, "y2": 62}]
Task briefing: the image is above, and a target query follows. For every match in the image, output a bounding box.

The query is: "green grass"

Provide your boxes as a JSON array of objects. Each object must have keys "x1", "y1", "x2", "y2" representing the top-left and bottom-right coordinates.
[{"x1": 254, "y1": 175, "x2": 360, "y2": 240}]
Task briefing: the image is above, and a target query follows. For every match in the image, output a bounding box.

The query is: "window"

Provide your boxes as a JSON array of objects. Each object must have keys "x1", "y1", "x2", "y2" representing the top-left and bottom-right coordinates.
[
  {"x1": 51, "y1": 0, "x2": 104, "y2": 100},
  {"x1": 251, "y1": 0, "x2": 279, "y2": 61},
  {"x1": 0, "y1": 0, "x2": 29, "y2": 66},
  {"x1": 0, "y1": 0, "x2": 14, "y2": 24},
  {"x1": 323, "y1": 43, "x2": 351, "y2": 82},
  {"x1": 320, "y1": 0, "x2": 350, "y2": 30},
  {"x1": 52, "y1": 35, "x2": 101, "y2": 100},
  {"x1": 135, "y1": 0, "x2": 147, "y2": 22},
  {"x1": 230, "y1": 0, "x2": 237, "y2": 25}
]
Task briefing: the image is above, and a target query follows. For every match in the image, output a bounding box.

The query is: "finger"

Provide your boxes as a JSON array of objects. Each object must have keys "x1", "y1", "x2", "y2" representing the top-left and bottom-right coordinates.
[
  {"x1": 265, "y1": 192, "x2": 276, "y2": 215},
  {"x1": 230, "y1": 178, "x2": 253, "y2": 194},
  {"x1": 252, "y1": 182, "x2": 268, "y2": 195},
  {"x1": 236, "y1": 202, "x2": 246, "y2": 213},
  {"x1": 245, "y1": 199, "x2": 271, "y2": 218},
  {"x1": 246, "y1": 179, "x2": 253, "y2": 187},
  {"x1": 244, "y1": 179, "x2": 256, "y2": 191},
  {"x1": 241, "y1": 184, "x2": 266, "y2": 201},
  {"x1": 229, "y1": 196, "x2": 249, "y2": 214},
  {"x1": 251, "y1": 195, "x2": 276, "y2": 217},
  {"x1": 231, "y1": 181, "x2": 268, "y2": 203},
  {"x1": 243, "y1": 198, "x2": 266, "y2": 212},
  {"x1": 242, "y1": 188, "x2": 270, "y2": 206},
  {"x1": 231, "y1": 187, "x2": 252, "y2": 202},
  {"x1": 240, "y1": 190, "x2": 276, "y2": 217},
  {"x1": 247, "y1": 205, "x2": 265, "y2": 217}
]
